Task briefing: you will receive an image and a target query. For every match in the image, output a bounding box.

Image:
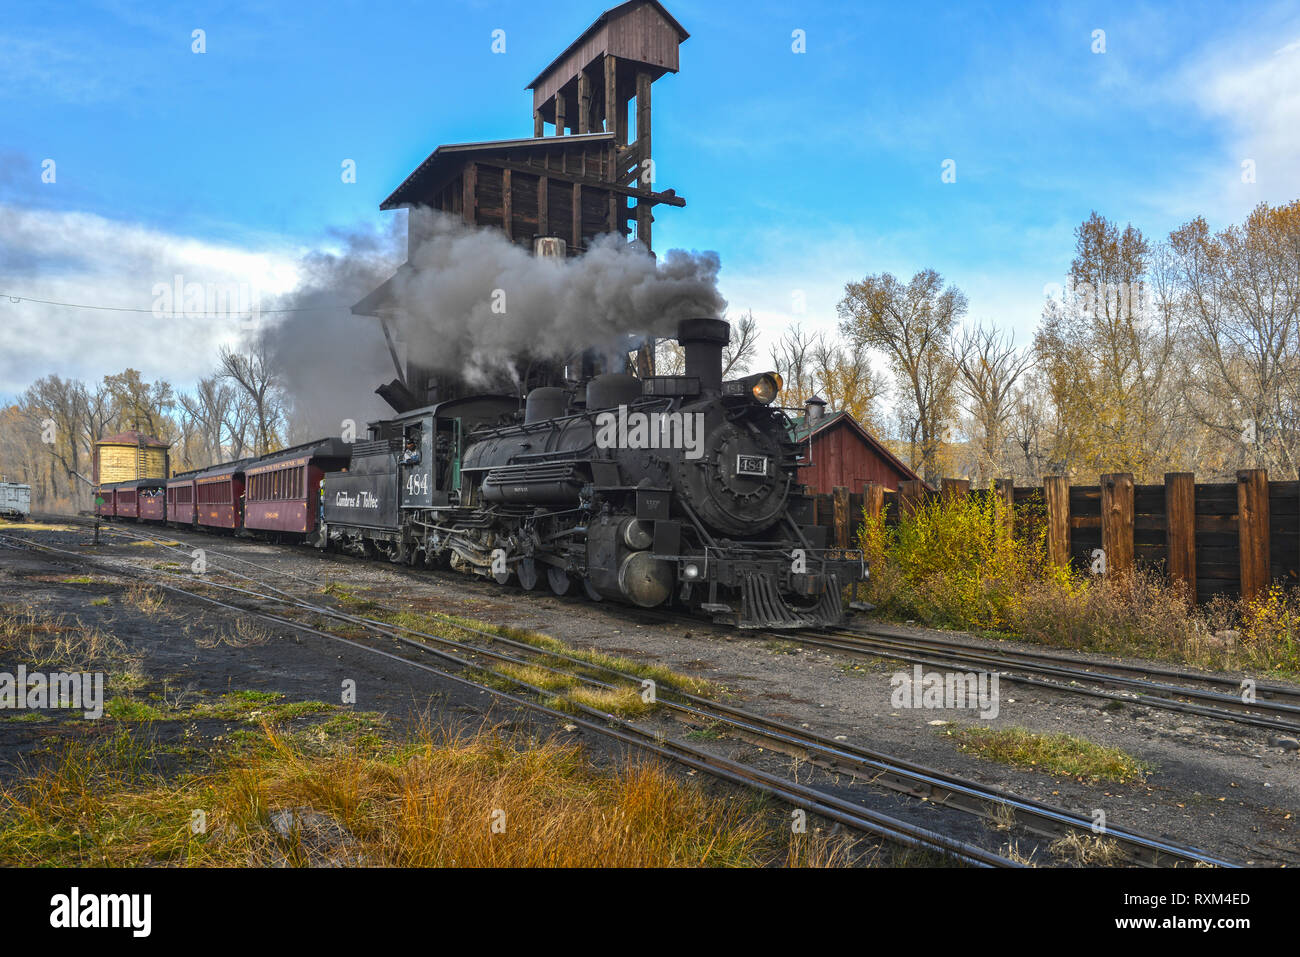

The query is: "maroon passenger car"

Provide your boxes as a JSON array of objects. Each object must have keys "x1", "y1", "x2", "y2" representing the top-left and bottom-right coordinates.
[
  {"x1": 243, "y1": 439, "x2": 351, "y2": 537},
  {"x1": 195, "y1": 461, "x2": 248, "y2": 530},
  {"x1": 166, "y1": 473, "x2": 197, "y2": 527},
  {"x1": 113, "y1": 483, "x2": 139, "y2": 520},
  {"x1": 137, "y1": 483, "x2": 166, "y2": 522}
]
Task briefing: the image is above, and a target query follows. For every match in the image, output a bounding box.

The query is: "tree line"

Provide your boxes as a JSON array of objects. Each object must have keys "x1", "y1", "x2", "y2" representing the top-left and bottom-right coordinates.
[
  {"x1": 0, "y1": 342, "x2": 286, "y2": 512},
  {"x1": 789, "y1": 200, "x2": 1300, "y2": 485}
]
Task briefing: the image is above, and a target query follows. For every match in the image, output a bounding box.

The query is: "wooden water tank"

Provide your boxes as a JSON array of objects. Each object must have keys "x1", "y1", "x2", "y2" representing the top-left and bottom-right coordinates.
[{"x1": 94, "y1": 431, "x2": 170, "y2": 484}]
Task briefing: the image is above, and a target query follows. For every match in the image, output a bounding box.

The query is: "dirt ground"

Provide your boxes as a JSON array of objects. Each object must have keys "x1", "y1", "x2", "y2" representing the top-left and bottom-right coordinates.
[{"x1": 2, "y1": 520, "x2": 1296, "y2": 866}]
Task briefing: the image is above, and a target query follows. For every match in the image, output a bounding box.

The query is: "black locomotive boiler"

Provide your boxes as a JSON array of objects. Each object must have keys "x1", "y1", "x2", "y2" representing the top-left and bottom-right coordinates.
[{"x1": 321, "y1": 317, "x2": 867, "y2": 628}]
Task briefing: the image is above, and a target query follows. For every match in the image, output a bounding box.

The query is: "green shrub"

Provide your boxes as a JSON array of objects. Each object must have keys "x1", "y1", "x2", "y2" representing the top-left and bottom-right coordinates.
[{"x1": 859, "y1": 488, "x2": 1060, "y2": 631}]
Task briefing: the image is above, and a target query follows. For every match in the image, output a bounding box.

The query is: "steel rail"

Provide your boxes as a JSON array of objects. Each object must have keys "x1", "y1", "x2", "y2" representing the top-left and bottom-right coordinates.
[
  {"x1": 789, "y1": 628, "x2": 1300, "y2": 735},
  {"x1": 833, "y1": 625, "x2": 1300, "y2": 705}
]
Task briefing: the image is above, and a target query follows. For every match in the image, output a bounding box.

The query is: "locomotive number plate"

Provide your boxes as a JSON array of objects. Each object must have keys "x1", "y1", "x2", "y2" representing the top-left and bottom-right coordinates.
[{"x1": 736, "y1": 454, "x2": 769, "y2": 477}]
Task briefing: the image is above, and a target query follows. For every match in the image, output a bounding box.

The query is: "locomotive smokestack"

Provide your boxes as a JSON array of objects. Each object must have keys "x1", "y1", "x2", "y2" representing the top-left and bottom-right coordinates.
[{"x1": 677, "y1": 317, "x2": 730, "y2": 394}]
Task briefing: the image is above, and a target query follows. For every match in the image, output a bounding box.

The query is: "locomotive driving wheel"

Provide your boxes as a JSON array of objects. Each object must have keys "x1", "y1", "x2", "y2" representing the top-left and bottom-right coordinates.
[
  {"x1": 518, "y1": 558, "x2": 539, "y2": 590},
  {"x1": 547, "y1": 567, "x2": 571, "y2": 595}
]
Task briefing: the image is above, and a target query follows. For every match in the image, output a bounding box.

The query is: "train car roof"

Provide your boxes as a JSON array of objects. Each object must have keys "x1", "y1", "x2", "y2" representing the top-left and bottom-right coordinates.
[
  {"x1": 245, "y1": 437, "x2": 353, "y2": 470},
  {"x1": 189, "y1": 459, "x2": 255, "y2": 481},
  {"x1": 170, "y1": 457, "x2": 255, "y2": 481}
]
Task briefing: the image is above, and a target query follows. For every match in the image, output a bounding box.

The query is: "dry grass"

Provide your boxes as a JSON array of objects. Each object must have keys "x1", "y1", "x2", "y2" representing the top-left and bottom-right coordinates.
[
  {"x1": 419, "y1": 609, "x2": 720, "y2": 697},
  {"x1": 123, "y1": 582, "x2": 165, "y2": 615},
  {"x1": 999, "y1": 839, "x2": 1039, "y2": 866},
  {"x1": 937, "y1": 724, "x2": 1151, "y2": 784},
  {"x1": 0, "y1": 522, "x2": 78, "y2": 532},
  {"x1": 195, "y1": 619, "x2": 272, "y2": 650},
  {"x1": 986, "y1": 801, "x2": 1017, "y2": 832},
  {"x1": 0, "y1": 604, "x2": 138, "y2": 676},
  {"x1": 0, "y1": 722, "x2": 857, "y2": 868},
  {"x1": 484, "y1": 663, "x2": 653, "y2": 718},
  {"x1": 1049, "y1": 831, "x2": 1127, "y2": 866}
]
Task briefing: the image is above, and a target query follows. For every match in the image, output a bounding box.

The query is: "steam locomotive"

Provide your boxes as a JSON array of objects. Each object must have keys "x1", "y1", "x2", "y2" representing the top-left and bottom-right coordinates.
[{"x1": 321, "y1": 317, "x2": 867, "y2": 628}]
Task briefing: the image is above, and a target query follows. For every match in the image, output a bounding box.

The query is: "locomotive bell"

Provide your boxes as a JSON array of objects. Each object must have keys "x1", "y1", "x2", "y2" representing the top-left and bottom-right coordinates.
[{"x1": 676, "y1": 317, "x2": 730, "y2": 394}]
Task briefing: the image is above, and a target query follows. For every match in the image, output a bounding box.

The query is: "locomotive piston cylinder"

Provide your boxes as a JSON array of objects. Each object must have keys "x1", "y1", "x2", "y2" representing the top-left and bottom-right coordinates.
[
  {"x1": 620, "y1": 517, "x2": 654, "y2": 550},
  {"x1": 617, "y1": 551, "x2": 674, "y2": 608}
]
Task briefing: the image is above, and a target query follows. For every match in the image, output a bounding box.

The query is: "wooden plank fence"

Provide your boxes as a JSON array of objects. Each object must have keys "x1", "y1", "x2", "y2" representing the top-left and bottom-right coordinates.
[{"x1": 808, "y1": 470, "x2": 1300, "y2": 603}]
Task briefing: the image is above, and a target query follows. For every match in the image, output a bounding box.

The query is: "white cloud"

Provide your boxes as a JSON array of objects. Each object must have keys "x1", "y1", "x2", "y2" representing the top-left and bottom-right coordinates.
[
  {"x1": 1165, "y1": 28, "x2": 1300, "y2": 221},
  {"x1": 1201, "y1": 35, "x2": 1300, "y2": 188},
  {"x1": 0, "y1": 204, "x2": 302, "y2": 397}
]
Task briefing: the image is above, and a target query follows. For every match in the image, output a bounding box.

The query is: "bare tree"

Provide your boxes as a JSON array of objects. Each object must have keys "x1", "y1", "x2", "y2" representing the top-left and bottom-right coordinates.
[
  {"x1": 654, "y1": 309, "x2": 761, "y2": 380},
  {"x1": 178, "y1": 375, "x2": 238, "y2": 467},
  {"x1": 812, "y1": 335, "x2": 886, "y2": 430},
  {"x1": 653, "y1": 337, "x2": 685, "y2": 376},
  {"x1": 721, "y1": 310, "x2": 761, "y2": 378},
  {"x1": 954, "y1": 323, "x2": 1034, "y2": 484},
  {"x1": 1168, "y1": 201, "x2": 1300, "y2": 476},
  {"x1": 1004, "y1": 373, "x2": 1053, "y2": 481},
  {"x1": 838, "y1": 269, "x2": 965, "y2": 482},
  {"x1": 769, "y1": 324, "x2": 819, "y2": 407},
  {"x1": 18, "y1": 376, "x2": 96, "y2": 506},
  {"x1": 218, "y1": 341, "x2": 285, "y2": 456}
]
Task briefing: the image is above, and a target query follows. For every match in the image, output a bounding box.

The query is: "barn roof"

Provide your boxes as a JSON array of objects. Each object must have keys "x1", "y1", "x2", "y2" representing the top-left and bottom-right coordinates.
[
  {"x1": 791, "y1": 410, "x2": 921, "y2": 484},
  {"x1": 95, "y1": 430, "x2": 169, "y2": 448},
  {"x1": 380, "y1": 132, "x2": 615, "y2": 210}
]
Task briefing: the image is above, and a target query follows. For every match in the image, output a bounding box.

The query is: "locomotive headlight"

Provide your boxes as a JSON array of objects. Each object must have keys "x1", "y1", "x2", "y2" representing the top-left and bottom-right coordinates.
[
  {"x1": 683, "y1": 562, "x2": 701, "y2": 580},
  {"x1": 751, "y1": 373, "x2": 781, "y2": 404}
]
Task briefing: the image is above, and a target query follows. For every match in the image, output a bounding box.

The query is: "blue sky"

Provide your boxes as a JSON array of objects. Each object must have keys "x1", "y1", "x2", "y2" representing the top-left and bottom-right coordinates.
[{"x1": 3, "y1": 0, "x2": 1299, "y2": 400}]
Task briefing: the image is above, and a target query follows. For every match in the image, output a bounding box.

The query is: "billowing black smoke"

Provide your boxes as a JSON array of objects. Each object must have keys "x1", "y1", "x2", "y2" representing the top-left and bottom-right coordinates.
[
  {"x1": 394, "y1": 211, "x2": 726, "y2": 385},
  {"x1": 259, "y1": 221, "x2": 400, "y2": 442},
  {"x1": 262, "y1": 210, "x2": 727, "y2": 434}
]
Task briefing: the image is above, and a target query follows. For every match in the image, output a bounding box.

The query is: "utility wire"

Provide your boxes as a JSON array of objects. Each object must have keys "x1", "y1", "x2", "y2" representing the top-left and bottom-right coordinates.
[{"x1": 0, "y1": 292, "x2": 340, "y2": 316}]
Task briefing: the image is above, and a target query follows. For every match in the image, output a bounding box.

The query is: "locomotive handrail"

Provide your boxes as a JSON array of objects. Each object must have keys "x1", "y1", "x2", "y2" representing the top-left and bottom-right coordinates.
[
  {"x1": 502, "y1": 446, "x2": 599, "y2": 464},
  {"x1": 463, "y1": 395, "x2": 677, "y2": 442}
]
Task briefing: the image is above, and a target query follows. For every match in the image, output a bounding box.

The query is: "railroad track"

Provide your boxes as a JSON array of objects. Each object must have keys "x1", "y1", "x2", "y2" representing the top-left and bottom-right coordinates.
[
  {"x1": 26, "y1": 513, "x2": 1300, "y2": 736},
  {"x1": 1, "y1": 519, "x2": 1241, "y2": 867},
  {"x1": 784, "y1": 625, "x2": 1300, "y2": 736}
]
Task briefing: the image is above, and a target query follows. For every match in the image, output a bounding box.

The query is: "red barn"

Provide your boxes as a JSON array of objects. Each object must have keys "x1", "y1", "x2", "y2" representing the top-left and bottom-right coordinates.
[{"x1": 792, "y1": 397, "x2": 921, "y2": 493}]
